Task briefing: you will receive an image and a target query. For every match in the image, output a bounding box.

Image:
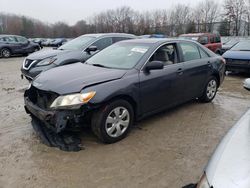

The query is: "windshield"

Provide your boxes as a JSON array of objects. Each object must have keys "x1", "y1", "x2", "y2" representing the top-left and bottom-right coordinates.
[
  {"x1": 86, "y1": 43, "x2": 150, "y2": 69},
  {"x1": 58, "y1": 36, "x2": 95, "y2": 50},
  {"x1": 231, "y1": 41, "x2": 250, "y2": 51}
]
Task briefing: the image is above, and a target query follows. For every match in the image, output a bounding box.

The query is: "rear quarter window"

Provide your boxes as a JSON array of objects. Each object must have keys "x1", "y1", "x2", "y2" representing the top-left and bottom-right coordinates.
[{"x1": 199, "y1": 47, "x2": 210, "y2": 58}]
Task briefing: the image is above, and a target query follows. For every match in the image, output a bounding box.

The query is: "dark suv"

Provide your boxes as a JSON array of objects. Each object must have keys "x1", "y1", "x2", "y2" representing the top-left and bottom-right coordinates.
[
  {"x1": 179, "y1": 33, "x2": 222, "y2": 54},
  {"x1": 21, "y1": 33, "x2": 136, "y2": 81},
  {"x1": 0, "y1": 35, "x2": 40, "y2": 58}
]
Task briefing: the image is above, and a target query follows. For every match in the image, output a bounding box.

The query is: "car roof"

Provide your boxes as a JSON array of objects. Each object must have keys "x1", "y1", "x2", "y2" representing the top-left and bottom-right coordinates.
[
  {"x1": 119, "y1": 38, "x2": 199, "y2": 45},
  {"x1": 180, "y1": 33, "x2": 219, "y2": 37},
  {"x1": 82, "y1": 33, "x2": 136, "y2": 38},
  {"x1": 0, "y1": 34, "x2": 22, "y2": 38}
]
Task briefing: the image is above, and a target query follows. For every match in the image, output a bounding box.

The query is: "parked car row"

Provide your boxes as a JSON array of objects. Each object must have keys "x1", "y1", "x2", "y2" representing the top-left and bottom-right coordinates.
[
  {"x1": 30, "y1": 38, "x2": 69, "y2": 48},
  {"x1": 0, "y1": 35, "x2": 41, "y2": 58}
]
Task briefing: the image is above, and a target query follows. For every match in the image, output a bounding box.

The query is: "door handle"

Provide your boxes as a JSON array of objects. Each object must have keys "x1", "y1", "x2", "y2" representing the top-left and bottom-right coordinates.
[{"x1": 177, "y1": 68, "x2": 183, "y2": 75}]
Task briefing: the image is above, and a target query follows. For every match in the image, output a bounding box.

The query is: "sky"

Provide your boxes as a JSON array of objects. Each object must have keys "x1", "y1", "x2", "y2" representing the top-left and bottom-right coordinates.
[{"x1": 0, "y1": 0, "x2": 213, "y2": 25}]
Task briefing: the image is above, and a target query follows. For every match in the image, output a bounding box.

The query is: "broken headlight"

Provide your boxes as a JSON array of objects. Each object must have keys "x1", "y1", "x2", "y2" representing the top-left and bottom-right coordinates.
[
  {"x1": 197, "y1": 173, "x2": 211, "y2": 188},
  {"x1": 50, "y1": 91, "x2": 96, "y2": 109}
]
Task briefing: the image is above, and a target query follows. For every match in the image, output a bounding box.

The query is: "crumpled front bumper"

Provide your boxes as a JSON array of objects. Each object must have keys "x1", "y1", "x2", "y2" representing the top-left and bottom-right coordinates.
[
  {"x1": 24, "y1": 97, "x2": 85, "y2": 133},
  {"x1": 24, "y1": 97, "x2": 87, "y2": 151}
]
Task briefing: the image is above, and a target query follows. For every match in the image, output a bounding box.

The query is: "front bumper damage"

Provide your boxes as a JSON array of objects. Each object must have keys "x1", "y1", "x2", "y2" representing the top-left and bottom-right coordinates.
[{"x1": 24, "y1": 96, "x2": 86, "y2": 151}]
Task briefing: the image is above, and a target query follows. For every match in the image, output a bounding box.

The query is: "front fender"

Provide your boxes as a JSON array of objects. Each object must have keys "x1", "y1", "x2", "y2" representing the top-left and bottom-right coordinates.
[{"x1": 82, "y1": 70, "x2": 141, "y2": 115}]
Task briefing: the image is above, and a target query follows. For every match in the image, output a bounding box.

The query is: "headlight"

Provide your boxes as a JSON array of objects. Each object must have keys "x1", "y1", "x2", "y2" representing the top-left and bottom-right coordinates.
[
  {"x1": 50, "y1": 91, "x2": 96, "y2": 109},
  {"x1": 36, "y1": 57, "x2": 56, "y2": 66},
  {"x1": 197, "y1": 173, "x2": 211, "y2": 188}
]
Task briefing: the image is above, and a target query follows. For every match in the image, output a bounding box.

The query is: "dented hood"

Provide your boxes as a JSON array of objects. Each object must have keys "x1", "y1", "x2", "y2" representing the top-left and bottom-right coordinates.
[
  {"x1": 32, "y1": 63, "x2": 127, "y2": 94},
  {"x1": 206, "y1": 109, "x2": 250, "y2": 188}
]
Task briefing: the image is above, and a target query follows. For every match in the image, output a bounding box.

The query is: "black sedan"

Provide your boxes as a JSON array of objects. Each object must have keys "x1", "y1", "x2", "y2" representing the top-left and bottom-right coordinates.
[
  {"x1": 21, "y1": 33, "x2": 136, "y2": 81},
  {"x1": 0, "y1": 35, "x2": 40, "y2": 58},
  {"x1": 24, "y1": 39, "x2": 225, "y2": 145}
]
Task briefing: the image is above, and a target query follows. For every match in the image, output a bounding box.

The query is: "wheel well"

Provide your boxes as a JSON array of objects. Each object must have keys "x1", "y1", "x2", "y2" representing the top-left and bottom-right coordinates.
[
  {"x1": 1, "y1": 47, "x2": 11, "y2": 53},
  {"x1": 212, "y1": 73, "x2": 220, "y2": 87},
  {"x1": 105, "y1": 95, "x2": 138, "y2": 119}
]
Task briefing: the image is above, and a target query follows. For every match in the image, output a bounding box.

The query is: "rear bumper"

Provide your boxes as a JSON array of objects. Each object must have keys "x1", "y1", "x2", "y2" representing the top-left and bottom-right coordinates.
[{"x1": 24, "y1": 97, "x2": 85, "y2": 133}]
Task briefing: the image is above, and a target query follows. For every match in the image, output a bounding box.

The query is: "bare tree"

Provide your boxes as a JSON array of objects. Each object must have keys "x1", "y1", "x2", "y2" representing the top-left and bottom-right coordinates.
[
  {"x1": 223, "y1": 0, "x2": 246, "y2": 36},
  {"x1": 193, "y1": 0, "x2": 220, "y2": 32}
]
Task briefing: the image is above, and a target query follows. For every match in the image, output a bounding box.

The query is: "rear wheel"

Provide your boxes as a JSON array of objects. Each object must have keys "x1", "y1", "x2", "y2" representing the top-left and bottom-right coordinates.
[
  {"x1": 91, "y1": 99, "x2": 134, "y2": 143},
  {"x1": 199, "y1": 76, "x2": 218, "y2": 103},
  {"x1": 1, "y1": 48, "x2": 11, "y2": 58}
]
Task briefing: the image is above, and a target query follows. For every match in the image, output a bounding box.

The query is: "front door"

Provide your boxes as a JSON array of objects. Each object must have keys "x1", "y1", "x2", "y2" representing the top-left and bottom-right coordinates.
[{"x1": 139, "y1": 43, "x2": 185, "y2": 114}]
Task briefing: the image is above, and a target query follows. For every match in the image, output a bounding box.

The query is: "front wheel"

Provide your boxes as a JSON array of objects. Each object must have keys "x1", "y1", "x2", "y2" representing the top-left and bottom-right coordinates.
[
  {"x1": 1, "y1": 48, "x2": 11, "y2": 58},
  {"x1": 199, "y1": 76, "x2": 218, "y2": 103},
  {"x1": 91, "y1": 100, "x2": 134, "y2": 143}
]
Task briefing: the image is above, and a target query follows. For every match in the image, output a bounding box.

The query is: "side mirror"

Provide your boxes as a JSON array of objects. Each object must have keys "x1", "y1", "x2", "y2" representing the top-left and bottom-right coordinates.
[
  {"x1": 243, "y1": 79, "x2": 250, "y2": 91},
  {"x1": 86, "y1": 46, "x2": 98, "y2": 54},
  {"x1": 145, "y1": 61, "x2": 164, "y2": 72}
]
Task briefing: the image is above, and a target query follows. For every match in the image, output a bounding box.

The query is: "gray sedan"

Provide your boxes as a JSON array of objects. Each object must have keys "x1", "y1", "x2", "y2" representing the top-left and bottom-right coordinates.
[{"x1": 186, "y1": 79, "x2": 250, "y2": 188}]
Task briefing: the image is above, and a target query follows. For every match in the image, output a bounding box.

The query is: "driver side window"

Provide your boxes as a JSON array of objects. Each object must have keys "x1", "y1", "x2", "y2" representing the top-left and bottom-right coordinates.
[
  {"x1": 149, "y1": 43, "x2": 178, "y2": 66},
  {"x1": 92, "y1": 37, "x2": 112, "y2": 50}
]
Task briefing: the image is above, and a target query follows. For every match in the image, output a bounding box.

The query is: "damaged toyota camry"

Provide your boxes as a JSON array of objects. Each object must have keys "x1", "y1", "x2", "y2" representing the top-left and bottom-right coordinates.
[{"x1": 24, "y1": 39, "x2": 225, "y2": 146}]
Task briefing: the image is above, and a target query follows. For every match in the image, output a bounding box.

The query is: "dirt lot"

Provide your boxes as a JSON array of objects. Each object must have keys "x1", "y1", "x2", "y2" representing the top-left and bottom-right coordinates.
[{"x1": 0, "y1": 56, "x2": 249, "y2": 188}]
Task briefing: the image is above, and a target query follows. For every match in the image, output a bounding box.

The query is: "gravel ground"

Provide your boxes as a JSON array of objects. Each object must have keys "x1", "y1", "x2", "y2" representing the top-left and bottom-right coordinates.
[{"x1": 0, "y1": 55, "x2": 249, "y2": 188}]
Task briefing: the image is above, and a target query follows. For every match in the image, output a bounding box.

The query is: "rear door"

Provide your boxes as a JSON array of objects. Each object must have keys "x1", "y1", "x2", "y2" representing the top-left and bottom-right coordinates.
[
  {"x1": 15, "y1": 36, "x2": 30, "y2": 52},
  {"x1": 178, "y1": 42, "x2": 211, "y2": 100},
  {"x1": 139, "y1": 43, "x2": 186, "y2": 114}
]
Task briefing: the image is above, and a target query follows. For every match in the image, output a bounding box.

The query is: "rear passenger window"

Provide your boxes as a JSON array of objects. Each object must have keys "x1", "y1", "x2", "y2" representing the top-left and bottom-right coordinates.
[
  {"x1": 215, "y1": 35, "x2": 221, "y2": 43},
  {"x1": 112, "y1": 37, "x2": 131, "y2": 43},
  {"x1": 199, "y1": 47, "x2": 209, "y2": 58},
  {"x1": 92, "y1": 37, "x2": 112, "y2": 50},
  {"x1": 180, "y1": 43, "x2": 201, "y2": 62},
  {"x1": 4, "y1": 36, "x2": 17, "y2": 43}
]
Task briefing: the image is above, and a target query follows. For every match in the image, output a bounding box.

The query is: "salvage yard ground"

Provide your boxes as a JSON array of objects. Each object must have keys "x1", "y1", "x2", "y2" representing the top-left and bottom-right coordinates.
[{"x1": 0, "y1": 55, "x2": 250, "y2": 188}]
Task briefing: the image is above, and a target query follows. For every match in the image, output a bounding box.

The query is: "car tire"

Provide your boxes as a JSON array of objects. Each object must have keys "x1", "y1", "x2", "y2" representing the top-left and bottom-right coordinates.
[
  {"x1": 91, "y1": 99, "x2": 134, "y2": 143},
  {"x1": 199, "y1": 76, "x2": 218, "y2": 103},
  {"x1": 1, "y1": 48, "x2": 11, "y2": 58}
]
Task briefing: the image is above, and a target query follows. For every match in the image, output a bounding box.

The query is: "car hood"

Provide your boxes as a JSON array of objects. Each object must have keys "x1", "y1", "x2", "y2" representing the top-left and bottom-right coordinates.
[
  {"x1": 32, "y1": 63, "x2": 127, "y2": 95},
  {"x1": 206, "y1": 109, "x2": 250, "y2": 188},
  {"x1": 222, "y1": 44, "x2": 232, "y2": 50},
  {"x1": 27, "y1": 49, "x2": 73, "y2": 60},
  {"x1": 223, "y1": 50, "x2": 250, "y2": 60}
]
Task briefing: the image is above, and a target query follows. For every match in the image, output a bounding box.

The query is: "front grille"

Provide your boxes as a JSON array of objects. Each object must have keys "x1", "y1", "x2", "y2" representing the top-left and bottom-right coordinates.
[
  {"x1": 25, "y1": 86, "x2": 59, "y2": 109},
  {"x1": 23, "y1": 59, "x2": 34, "y2": 69}
]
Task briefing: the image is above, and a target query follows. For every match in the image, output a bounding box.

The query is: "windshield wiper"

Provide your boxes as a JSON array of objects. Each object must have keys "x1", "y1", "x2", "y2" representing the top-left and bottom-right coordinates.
[
  {"x1": 239, "y1": 49, "x2": 250, "y2": 51},
  {"x1": 91, "y1": 63, "x2": 110, "y2": 68}
]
